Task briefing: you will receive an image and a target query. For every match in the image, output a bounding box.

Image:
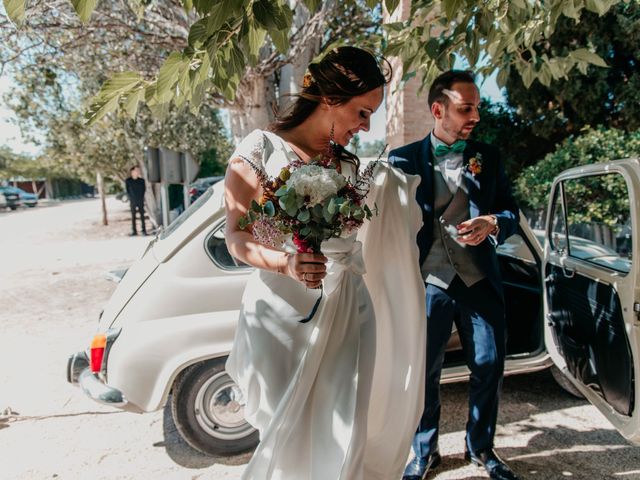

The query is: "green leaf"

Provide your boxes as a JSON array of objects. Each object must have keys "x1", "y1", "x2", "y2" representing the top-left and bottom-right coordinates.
[
  {"x1": 270, "y1": 29, "x2": 289, "y2": 55},
  {"x1": 275, "y1": 185, "x2": 289, "y2": 197},
  {"x1": 188, "y1": 18, "x2": 209, "y2": 48},
  {"x1": 70, "y1": 0, "x2": 98, "y2": 23},
  {"x1": 443, "y1": 0, "x2": 464, "y2": 20},
  {"x1": 570, "y1": 48, "x2": 608, "y2": 68},
  {"x1": 181, "y1": 0, "x2": 193, "y2": 12},
  {"x1": 327, "y1": 197, "x2": 337, "y2": 215},
  {"x1": 156, "y1": 52, "x2": 188, "y2": 103},
  {"x1": 264, "y1": 200, "x2": 275, "y2": 217},
  {"x1": 304, "y1": 0, "x2": 322, "y2": 12},
  {"x1": 122, "y1": 87, "x2": 144, "y2": 118},
  {"x1": 85, "y1": 71, "x2": 143, "y2": 125},
  {"x1": 238, "y1": 217, "x2": 249, "y2": 229},
  {"x1": 339, "y1": 202, "x2": 350, "y2": 216},
  {"x1": 585, "y1": 0, "x2": 618, "y2": 16},
  {"x1": 384, "y1": 0, "x2": 400, "y2": 15},
  {"x1": 297, "y1": 209, "x2": 310, "y2": 222},
  {"x1": 3, "y1": 0, "x2": 25, "y2": 24},
  {"x1": 250, "y1": 199, "x2": 261, "y2": 212},
  {"x1": 245, "y1": 22, "x2": 267, "y2": 64}
]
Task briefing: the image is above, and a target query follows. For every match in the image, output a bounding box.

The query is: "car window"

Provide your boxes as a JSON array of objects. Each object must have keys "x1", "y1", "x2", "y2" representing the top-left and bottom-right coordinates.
[
  {"x1": 205, "y1": 222, "x2": 251, "y2": 271},
  {"x1": 159, "y1": 188, "x2": 214, "y2": 240},
  {"x1": 497, "y1": 233, "x2": 536, "y2": 264},
  {"x1": 548, "y1": 185, "x2": 569, "y2": 255},
  {"x1": 561, "y1": 173, "x2": 632, "y2": 273}
]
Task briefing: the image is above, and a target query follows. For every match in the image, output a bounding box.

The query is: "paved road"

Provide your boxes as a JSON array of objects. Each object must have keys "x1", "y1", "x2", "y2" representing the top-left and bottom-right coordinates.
[{"x1": 0, "y1": 199, "x2": 638, "y2": 479}]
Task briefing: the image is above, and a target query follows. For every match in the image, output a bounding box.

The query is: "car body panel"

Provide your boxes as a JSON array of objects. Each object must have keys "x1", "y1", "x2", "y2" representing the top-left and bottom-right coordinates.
[{"x1": 543, "y1": 158, "x2": 640, "y2": 445}]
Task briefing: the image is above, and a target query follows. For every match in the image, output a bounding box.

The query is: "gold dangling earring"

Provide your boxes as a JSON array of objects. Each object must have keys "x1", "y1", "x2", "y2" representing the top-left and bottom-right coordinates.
[{"x1": 329, "y1": 122, "x2": 335, "y2": 145}]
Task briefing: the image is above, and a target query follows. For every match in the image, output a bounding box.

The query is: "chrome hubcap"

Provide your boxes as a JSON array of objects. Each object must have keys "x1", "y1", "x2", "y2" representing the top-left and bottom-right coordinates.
[{"x1": 194, "y1": 371, "x2": 255, "y2": 440}]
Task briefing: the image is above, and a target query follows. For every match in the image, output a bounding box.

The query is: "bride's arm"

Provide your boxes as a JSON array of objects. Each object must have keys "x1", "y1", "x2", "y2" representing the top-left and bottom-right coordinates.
[{"x1": 224, "y1": 157, "x2": 327, "y2": 288}]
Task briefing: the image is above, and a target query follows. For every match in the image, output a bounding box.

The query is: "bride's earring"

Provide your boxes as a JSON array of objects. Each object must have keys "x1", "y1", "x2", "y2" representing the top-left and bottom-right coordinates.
[{"x1": 329, "y1": 122, "x2": 335, "y2": 145}]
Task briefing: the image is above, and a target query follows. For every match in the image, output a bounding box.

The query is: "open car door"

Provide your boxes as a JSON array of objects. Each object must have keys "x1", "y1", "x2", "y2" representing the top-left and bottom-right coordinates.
[{"x1": 543, "y1": 159, "x2": 640, "y2": 444}]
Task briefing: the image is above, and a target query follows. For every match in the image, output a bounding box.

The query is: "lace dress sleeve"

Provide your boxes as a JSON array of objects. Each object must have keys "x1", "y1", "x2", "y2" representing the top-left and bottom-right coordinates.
[{"x1": 231, "y1": 129, "x2": 268, "y2": 174}]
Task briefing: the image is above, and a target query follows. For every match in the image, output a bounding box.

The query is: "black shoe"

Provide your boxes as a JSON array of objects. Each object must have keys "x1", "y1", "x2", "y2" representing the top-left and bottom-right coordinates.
[
  {"x1": 129, "y1": 232, "x2": 138, "y2": 236},
  {"x1": 465, "y1": 448, "x2": 520, "y2": 480},
  {"x1": 402, "y1": 451, "x2": 441, "y2": 480}
]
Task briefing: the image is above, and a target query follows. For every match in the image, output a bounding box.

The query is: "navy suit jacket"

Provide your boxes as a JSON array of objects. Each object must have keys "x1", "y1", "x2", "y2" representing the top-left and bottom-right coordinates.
[{"x1": 388, "y1": 134, "x2": 519, "y2": 296}]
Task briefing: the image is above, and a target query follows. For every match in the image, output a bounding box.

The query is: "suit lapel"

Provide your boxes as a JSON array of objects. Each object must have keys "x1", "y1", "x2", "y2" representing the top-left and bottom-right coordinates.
[{"x1": 417, "y1": 134, "x2": 434, "y2": 211}]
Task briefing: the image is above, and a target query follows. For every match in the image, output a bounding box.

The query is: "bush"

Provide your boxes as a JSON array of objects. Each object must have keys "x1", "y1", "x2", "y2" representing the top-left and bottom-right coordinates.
[{"x1": 515, "y1": 128, "x2": 640, "y2": 213}]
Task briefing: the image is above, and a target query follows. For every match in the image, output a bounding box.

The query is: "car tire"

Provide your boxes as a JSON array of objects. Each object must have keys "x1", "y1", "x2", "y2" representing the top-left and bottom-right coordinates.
[
  {"x1": 171, "y1": 357, "x2": 259, "y2": 456},
  {"x1": 9, "y1": 205, "x2": 17, "y2": 210},
  {"x1": 550, "y1": 365, "x2": 585, "y2": 399}
]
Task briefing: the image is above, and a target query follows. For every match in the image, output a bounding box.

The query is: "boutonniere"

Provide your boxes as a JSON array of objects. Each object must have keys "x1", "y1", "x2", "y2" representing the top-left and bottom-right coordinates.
[{"x1": 466, "y1": 152, "x2": 483, "y2": 176}]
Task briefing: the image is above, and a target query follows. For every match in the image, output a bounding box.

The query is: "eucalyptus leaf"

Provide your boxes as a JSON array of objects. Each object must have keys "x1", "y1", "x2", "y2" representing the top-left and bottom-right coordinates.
[{"x1": 264, "y1": 200, "x2": 276, "y2": 217}]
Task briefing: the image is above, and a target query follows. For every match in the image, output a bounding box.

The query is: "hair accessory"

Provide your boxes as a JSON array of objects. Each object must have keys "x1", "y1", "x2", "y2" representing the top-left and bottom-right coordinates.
[{"x1": 302, "y1": 72, "x2": 313, "y2": 88}]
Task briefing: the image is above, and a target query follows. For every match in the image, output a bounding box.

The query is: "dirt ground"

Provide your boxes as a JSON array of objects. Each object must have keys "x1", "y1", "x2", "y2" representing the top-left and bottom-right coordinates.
[{"x1": 1, "y1": 198, "x2": 639, "y2": 480}]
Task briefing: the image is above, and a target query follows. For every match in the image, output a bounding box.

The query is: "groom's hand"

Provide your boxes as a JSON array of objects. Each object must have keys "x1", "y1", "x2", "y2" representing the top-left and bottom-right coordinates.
[{"x1": 456, "y1": 216, "x2": 497, "y2": 246}]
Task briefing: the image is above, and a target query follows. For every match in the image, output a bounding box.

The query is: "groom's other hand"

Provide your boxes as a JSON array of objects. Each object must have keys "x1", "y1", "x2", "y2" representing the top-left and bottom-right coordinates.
[{"x1": 456, "y1": 215, "x2": 498, "y2": 246}]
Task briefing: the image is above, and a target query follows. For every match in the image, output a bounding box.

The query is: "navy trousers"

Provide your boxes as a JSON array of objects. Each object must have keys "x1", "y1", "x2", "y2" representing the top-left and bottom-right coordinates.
[{"x1": 411, "y1": 275, "x2": 506, "y2": 458}]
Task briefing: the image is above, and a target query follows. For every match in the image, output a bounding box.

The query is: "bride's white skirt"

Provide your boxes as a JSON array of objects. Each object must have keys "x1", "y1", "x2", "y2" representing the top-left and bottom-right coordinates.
[{"x1": 226, "y1": 164, "x2": 426, "y2": 480}]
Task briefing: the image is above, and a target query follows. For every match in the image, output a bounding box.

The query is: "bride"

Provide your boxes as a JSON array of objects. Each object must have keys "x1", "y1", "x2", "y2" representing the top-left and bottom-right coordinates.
[{"x1": 224, "y1": 46, "x2": 426, "y2": 479}]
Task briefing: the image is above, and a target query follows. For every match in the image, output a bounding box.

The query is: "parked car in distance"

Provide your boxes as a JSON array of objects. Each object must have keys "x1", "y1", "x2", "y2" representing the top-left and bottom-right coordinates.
[
  {"x1": 0, "y1": 192, "x2": 7, "y2": 209},
  {"x1": 0, "y1": 186, "x2": 21, "y2": 210},
  {"x1": 14, "y1": 187, "x2": 38, "y2": 207},
  {"x1": 188, "y1": 176, "x2": 224, "y2": 204},
  {"x1": 67, "y1": 158, "x2": 640, "y2": 457}
]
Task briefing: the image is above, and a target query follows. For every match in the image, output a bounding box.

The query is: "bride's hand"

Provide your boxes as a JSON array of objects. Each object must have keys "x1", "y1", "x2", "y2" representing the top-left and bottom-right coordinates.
[{"x1": 284, "y1": 252, "x2": 327, "y2": 289}]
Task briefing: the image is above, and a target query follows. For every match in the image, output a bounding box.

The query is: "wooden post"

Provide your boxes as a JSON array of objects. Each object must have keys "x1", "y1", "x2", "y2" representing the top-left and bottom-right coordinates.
[{"x1": 96, "y1": 171, "x2": 108, "y2": 226}]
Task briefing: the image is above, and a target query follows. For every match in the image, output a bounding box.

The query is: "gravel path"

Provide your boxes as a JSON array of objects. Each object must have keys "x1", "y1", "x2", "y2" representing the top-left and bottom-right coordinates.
[{"x1": 0, "y1": 198, "x2": 638, "y2": 480}]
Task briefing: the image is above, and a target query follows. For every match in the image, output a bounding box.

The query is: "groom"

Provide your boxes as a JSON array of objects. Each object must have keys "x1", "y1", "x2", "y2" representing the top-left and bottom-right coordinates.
[{"x1": 389, "y1": 70, "x2": 520, "y2": 480}]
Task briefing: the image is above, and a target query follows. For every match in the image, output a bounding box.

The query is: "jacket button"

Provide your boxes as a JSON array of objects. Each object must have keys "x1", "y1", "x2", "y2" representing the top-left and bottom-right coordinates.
[
  {"x1": 448, "y1": 248, "x2": 454, "y2": 254},
  {"x1": 453, "y1": 263, "x2": 459, "y2": 268}
]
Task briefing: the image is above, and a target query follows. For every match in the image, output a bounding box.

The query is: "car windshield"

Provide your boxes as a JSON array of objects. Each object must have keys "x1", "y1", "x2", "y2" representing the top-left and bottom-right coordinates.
[{"x1": 159, "y1": 187, "x2": 215, "y2": 240}]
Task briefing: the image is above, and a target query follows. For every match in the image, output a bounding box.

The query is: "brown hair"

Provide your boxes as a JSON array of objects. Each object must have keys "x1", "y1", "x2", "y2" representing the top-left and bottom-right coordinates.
[
  {"x1": 269, "y1": 46, "x2": 391, "y2": 133},
  {"x1": 428, "y1": 70, "x2": 476, "y2": 107}
]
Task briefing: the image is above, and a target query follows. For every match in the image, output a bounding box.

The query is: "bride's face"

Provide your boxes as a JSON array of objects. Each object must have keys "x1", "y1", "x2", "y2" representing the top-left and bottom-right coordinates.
[{"x1": 327, "y1": 86, "x2": 384, "y2": 146}]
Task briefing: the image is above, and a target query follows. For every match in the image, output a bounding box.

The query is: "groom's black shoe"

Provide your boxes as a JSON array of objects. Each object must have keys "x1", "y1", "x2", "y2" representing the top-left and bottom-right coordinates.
[
  {"x1": 402, "y1": 451, "x2": 441, "y2": 480},
  {"x1": 465, "y1": 447, "x2": 520, "y2": 480}
]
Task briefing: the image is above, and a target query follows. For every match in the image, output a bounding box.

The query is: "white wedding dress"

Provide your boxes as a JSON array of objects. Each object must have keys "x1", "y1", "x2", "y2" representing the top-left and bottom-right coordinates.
[{"x1": 226, "y1": 129, "x2": 426, "y2": 480}]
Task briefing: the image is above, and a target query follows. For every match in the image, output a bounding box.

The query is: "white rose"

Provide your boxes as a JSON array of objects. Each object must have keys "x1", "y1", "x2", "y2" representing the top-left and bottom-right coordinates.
[{"x1": 286, "y1": 165, "x2": 346, "y2": 205}]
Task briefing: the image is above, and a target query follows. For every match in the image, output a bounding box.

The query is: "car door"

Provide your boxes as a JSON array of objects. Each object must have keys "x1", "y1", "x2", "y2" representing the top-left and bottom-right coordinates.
[{"x1": 543, "y1": 159, "x2": 640, "y2": 444}]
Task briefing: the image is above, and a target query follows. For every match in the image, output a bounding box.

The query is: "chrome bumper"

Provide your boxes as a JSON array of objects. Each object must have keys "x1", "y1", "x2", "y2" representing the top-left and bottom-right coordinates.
[{"x1": 66, "y1": 351, "x2": 128, "y2": 408}]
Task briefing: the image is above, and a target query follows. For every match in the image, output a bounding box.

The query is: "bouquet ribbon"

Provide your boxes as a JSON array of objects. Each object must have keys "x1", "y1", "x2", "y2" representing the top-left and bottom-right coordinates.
[{"x1": 299, "y1": 239, "x2": 366, "y2": 324}]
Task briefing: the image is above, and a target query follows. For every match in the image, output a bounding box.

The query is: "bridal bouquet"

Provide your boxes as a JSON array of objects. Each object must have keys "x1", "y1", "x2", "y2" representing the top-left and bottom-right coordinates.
[{"x1": 239, "y1": 144, "x2": 379, "y2": 254}]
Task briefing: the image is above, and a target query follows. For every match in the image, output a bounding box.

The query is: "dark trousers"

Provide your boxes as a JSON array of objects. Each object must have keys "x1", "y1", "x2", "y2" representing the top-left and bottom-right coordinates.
[
  {"x1": 412, "y1": 275, "x2": 506, "y2": 458},
  {"x1": 130, "y1": 202, "x2": 146, "y2": 234}
]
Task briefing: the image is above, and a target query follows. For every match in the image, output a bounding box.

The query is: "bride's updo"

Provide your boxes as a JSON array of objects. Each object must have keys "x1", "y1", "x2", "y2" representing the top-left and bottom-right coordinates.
[{"x1": 270, "y1": 46, "x2": 391, "y2": 132}]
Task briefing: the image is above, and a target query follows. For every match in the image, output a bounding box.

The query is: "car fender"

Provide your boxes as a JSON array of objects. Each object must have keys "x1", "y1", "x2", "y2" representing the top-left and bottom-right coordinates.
[{"x1": 106, "y1": 309, "x2": 238, "y2": 412}]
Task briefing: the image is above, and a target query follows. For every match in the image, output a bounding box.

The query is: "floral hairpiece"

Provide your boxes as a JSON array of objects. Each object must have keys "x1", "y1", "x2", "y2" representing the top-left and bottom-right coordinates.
[{"x1": 302, "y1": 72, "x2": 313, "y2": 88}]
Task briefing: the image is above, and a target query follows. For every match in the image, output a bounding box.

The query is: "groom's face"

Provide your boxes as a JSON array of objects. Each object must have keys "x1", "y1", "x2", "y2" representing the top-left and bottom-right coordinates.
[{"x1": 432, "y1": 82, "x2": 480, "y2": 141}]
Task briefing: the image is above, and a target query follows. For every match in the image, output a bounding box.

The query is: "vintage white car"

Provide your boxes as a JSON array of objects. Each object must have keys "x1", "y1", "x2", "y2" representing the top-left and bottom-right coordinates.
[{"x1": 67, "y1": 158, "x2": 640, "y2": 455}]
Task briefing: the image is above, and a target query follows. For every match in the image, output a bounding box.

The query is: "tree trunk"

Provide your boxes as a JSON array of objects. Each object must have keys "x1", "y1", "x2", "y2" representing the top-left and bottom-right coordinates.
[
  {"x1": 228, "y1": 74, "x2": 278, "y2": 145},
  {"x1": 96, "y1": 171, "x2": 108, "y2": 226}
]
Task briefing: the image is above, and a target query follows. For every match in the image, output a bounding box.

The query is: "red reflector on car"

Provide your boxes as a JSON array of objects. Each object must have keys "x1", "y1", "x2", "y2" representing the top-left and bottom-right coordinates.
[{"x1": 90, "y1": 334, "x2": 107, "y2": 373}]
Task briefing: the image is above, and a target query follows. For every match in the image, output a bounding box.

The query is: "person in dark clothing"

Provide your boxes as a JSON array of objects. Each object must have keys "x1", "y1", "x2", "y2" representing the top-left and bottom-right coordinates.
[{"x1": 125, "y1": 166, "x2": 147, "y2": 236}]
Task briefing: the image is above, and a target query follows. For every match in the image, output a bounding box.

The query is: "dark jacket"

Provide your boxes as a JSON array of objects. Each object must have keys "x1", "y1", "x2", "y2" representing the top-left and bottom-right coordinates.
[
  {"x1": 125, "y1": 177, "x2": 146, "y2": 205},
  {"x1": 388, "y1": 134, "x2": 519, "y2": 295}
]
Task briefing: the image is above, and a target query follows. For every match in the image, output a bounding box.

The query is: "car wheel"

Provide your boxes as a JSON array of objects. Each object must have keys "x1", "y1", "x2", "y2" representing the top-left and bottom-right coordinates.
[
  {"x1": 171, "y1": 357, "x2": 259, "y2": 456},
  {"x1": 9, "y1": 205, "x2": 17, "y2": 210},
  {"x1": 550, "y1": 365, "x2": 585, "y2": 399}
]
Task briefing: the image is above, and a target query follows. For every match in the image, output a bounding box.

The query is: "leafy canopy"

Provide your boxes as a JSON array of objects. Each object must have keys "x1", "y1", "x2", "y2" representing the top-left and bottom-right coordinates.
[{"x1": 3, "y1": 0, "x2": 623, "y2": 124}]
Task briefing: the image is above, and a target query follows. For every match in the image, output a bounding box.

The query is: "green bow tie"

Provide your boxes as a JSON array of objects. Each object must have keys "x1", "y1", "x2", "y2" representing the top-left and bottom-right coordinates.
[{"x1": 434, "y1": 140, "x2": 466, "y2": 157}]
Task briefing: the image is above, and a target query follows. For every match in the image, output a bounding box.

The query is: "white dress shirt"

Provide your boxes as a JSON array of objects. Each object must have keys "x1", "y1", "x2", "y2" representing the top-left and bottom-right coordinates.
[{"x1": 431, "y1": 133, "x2": 464, "y2": 194}]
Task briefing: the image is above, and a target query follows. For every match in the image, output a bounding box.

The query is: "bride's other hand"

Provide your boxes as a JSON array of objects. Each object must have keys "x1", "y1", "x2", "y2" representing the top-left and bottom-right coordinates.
[{"x1": 284, "y1": 252, "x2": 327, "y2": 289}]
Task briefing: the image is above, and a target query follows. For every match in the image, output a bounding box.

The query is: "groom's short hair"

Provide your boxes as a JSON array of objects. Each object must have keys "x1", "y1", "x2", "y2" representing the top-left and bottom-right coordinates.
[{"x1": 428, "y1": 70, "x2": 476, "y2": 107}]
